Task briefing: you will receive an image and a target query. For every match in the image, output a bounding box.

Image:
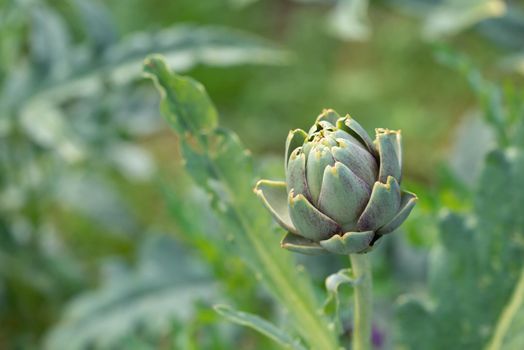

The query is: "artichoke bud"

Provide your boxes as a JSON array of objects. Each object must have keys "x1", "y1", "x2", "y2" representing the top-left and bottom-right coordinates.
[{"x1": 255, "y1": 109, "x2": 417, "y2": 255}]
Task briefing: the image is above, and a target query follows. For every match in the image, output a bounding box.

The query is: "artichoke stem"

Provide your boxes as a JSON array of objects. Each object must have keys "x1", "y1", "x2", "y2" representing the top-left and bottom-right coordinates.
[{"x1": 350, "y1": 253, "x2": 373, "y2": 350}]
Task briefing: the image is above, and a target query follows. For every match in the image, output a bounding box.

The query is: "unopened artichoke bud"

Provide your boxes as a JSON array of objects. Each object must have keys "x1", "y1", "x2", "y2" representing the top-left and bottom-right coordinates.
[{"x1": 254, "y1": 109, "x2": 417, "y2": 255}]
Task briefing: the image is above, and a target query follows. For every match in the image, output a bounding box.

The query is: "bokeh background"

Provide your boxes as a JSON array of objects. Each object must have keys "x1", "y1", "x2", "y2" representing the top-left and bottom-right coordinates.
[{"x1": 1, "y1": 0, "x2": 523, "y2": 349}]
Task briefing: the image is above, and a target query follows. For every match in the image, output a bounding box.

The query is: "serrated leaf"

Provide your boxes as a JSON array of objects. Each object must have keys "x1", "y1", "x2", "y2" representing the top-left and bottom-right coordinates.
[
  {"x1": 144, "y1": 55, "x2": 218, "y2": 134},
  {"x1": 144, "y1": 56, "x2": 339, "y2": 350},
  {"x1": 215, "y1": 305, "x2": 306, "y2": 350}
]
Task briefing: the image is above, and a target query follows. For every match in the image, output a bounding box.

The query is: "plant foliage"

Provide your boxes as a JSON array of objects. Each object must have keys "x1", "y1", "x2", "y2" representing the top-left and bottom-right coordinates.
[
  {"x1": 397, "y1": 51, "x2": 524, "y2": 350},
  {"x1": 143, "y1": 55, "x2": 340, "y2": 350}
]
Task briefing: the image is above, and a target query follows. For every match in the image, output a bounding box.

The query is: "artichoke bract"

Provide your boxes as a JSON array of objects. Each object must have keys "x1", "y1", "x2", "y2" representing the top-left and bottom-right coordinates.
[{"x1": 254, "y1": 109, "x2": 417, "y2": 255}]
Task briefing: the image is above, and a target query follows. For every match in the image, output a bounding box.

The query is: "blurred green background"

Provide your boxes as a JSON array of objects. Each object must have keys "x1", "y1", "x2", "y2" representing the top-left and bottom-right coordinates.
[{"x1": 1, "y1": 0, "x2": 523, "y2": 349}]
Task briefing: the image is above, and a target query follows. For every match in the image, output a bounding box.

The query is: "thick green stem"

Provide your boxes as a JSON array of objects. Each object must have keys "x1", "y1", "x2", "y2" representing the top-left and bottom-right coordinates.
[{"x1": 350, "y1": 253, "x2": 373, "y2": 350}]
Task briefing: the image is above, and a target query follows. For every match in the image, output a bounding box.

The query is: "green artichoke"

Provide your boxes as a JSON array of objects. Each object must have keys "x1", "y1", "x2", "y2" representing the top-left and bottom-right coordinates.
[{"x1": 254, "y1": 109, "x2": 417, "y2": 255}]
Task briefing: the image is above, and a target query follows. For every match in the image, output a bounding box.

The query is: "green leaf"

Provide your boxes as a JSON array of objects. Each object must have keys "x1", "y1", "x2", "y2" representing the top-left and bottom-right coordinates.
[
  {"x1": 215, "y1": 305, "x2": 306, "y2": 350},
  {"x1": 30, "y1": 6, "x2": 70, "y2": 75},
  {"x1": 45, "y1": 235, "x2": 216, "y2": 350},
  {"x1": 422, "y1": 0, "x2": 506, "y2": 40},
  {"x1": 397, "y1": 140, "x2": 524, "y2": 349},
  {"x1": 55, "y1": 173, "x2": 138, "y2": 233},
  {"x1": 144, "y1": 54, "x2": 218, "y2": 134},
  {"x1": 19, "y1": 100, "x2": 84, "y2": 162},
  {"x1": 435, "y1": 48, "x2": 509, "y2": 146},
  {"x1": 323, "y1": 268, "x2": 356, "y2": 334},
  {"x1": 72, "y1": 0, "x2": 117, "y2": 50},
  {"x1": 144, "y1": 55, "x2": 339, "y2": 350},
  {"x1": 107, "y1": 25, "x2": 289, "y2": 85},
  {"x1": 15, "y1": 24, "x2": 290, "y2": 113}
]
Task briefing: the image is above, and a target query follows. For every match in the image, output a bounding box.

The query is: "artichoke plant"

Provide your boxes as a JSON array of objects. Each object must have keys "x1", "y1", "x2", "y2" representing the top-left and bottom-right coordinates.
[{"x1": 255, "y1": 109, "x2": 417, "y2": 255}]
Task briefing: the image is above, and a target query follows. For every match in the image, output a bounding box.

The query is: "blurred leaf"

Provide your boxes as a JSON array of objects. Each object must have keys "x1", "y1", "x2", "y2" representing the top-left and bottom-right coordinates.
[
  {"x1": 448, "y1": 111, "x2": 495, "y2": 185},
  {"x1": 108, "y1": 142, "x2": 155, "y2": 181},
  {"x1": 0, "y1": 219, "x2": 84, "y2": 294},
  {"x1": 105, "y1": 25, "x2": 290, "y2": 85},
  {"x1": 45, "y1": 235, "x2": 215, "y2": 350},
  {"x1": 422, "y1": 0, "x2": 506, "y2": 40},
  {"x1": 103, "y1": 25, "x2": 288, "y2": 83},
  {"x1": 327, "y1": 0, "x2": 371, "y2": 41},
  {"x1": 397, "y1": 122, "x2": 524, "y2": 349},
  {"x1": 215, "y1": 305, "x2": 306, "y2": 350},
  {"x1": 0, "y1": 218, "x2": 86, "y2": 346},
  {"x1": 144, "y1": 55, "x2": 339, "y2": 350},
  {"x1": 435, "y1": 47, "x2": 509, "y2": 146},
  {"x1": 14, "y1": 24, "x2": 290, "y2": 114},
  {"x1": 499, "y1": 52, "x2": 524, "y2": 76},
  {"x1": 19, "y1": 100, "x2": 85, "y2": 163},
  {"x1": 1, "y1": 11, "x2": 291, "y2": 346},
  {"x1": 162, "y1": 180, "x2": 226, "y2": 252},
  {"x1": 0, "y1": 0, "x2": 28, "y2": 77},
  {"x1": 477, "y1": 4, "x2": 524, "y2": 49},
  {"x1": 73, "y1": 0, "x2": 118, "y2": 51},
  {"x1": 55, "y1": 173, "x2": 138, "y2": 234},
  {"x1": 30, "y1": 5, "x2": 70, "y2": 79},
  {"x1": 111, "y1": 86, "x2": 163, "y2": 137}
]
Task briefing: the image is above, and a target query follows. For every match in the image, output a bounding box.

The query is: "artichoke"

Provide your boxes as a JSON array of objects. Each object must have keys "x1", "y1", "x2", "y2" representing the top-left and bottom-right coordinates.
[{"x1": 254, "y1": 109, "x2": 417, "y2": 255}]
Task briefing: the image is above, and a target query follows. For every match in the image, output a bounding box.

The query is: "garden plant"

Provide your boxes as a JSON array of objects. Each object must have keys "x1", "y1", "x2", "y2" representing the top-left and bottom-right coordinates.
[{"x1": 2, "y1": 1, "x2": 524, "y2": 349}]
